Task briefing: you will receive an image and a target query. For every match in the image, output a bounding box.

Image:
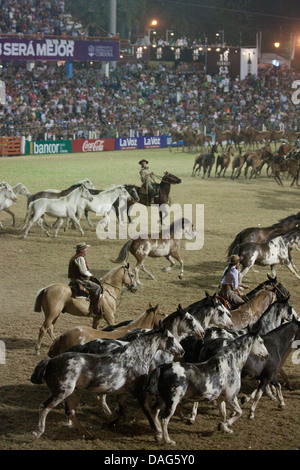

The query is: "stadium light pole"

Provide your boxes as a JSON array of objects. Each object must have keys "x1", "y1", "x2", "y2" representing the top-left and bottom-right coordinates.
[{"x1": 109, "y1": 0, "x2": 117, "y2": 71}]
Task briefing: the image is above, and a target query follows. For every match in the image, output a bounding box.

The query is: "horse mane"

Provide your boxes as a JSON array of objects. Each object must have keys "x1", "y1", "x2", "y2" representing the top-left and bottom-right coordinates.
[
  {"x1": 265, "y1": 227, "x2": 300, "y2": 243},
  {"x1": 101, "y1": 185, "x2": 123, "y2": 193}
]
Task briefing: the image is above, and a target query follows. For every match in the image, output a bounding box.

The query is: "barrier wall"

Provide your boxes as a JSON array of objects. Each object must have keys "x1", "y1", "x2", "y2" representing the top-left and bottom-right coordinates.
[
  {"x1": 0, "y1": 137, "x2": 22, "y2": 156},
  {"x1": 24, "y1": 136, "x2": 171, "y2": 155}
]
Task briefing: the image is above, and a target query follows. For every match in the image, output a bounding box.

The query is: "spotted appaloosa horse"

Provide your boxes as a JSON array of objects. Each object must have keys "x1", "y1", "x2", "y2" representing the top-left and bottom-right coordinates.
[
  {"x1": 241, "y1": 318, "x2": 300, "y2": 419},
  {"x1": 227, "y1": 212, "x2": 300, "y2": 257},
  {"x1": 30, "y1": 323, "x2": 184, "y2": 440},
  {"x1": 144, "y1": 327, "x2": 268, "y2": 445},
  {"x1": 235, "y1": 228, "x2": 300, "y2": 283}
]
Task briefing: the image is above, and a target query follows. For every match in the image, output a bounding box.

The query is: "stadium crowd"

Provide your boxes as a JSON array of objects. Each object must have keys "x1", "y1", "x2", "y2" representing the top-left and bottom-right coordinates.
[{"x1": 0, "y1": 0, "x2": 299, "y2": 141}]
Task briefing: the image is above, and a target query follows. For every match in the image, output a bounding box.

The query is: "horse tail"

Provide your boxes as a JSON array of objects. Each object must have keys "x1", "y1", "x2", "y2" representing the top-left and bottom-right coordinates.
[
  {"x1": 30, "y1": 358, "x2": 50, "y2": 384},
  {"x1": 111, "y1": 240, "x2": 133, "y2": 263},
  {"x1": 34, "y1": 288, "x2": 46, "y2": 312},
  {"x1": 22, "y1": 201, "x2": 33, "y2": 229},
  {"x1": 227, "y1": 232, "x2": 243, "y2": 258}
]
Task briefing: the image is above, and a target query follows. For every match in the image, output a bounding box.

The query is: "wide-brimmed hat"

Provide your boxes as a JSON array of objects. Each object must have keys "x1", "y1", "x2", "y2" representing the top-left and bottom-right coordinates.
[
  {"x1": 229, "y1": 254, "x2": 243, "y2": 265},
  {"x1": 139, "y1": 159, "x2": 149, "y2": 165},
  {"x1": 74, "y1": 242, "x2": 90, "y2": 251}
]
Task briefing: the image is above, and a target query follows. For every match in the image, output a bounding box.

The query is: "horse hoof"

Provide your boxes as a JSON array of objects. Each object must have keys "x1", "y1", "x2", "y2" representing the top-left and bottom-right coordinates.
[{"x1": 178, "y1": 274, "x2": 183, "y2": 279}]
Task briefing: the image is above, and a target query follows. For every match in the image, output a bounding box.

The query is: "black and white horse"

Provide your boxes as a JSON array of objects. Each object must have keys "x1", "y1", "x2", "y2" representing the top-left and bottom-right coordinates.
[
  {"x1": 30, "y1": 323, "x2": 184, "y2": 439},
  {"x1": 241, "y1": 318, "x2": 300, "y2": 419},
  {"x1": 145, "y1": 326, "x2": 268, "y2": 445},
  {"x1": 234, "y1": 229, "x2": 300, "y2": 283}
]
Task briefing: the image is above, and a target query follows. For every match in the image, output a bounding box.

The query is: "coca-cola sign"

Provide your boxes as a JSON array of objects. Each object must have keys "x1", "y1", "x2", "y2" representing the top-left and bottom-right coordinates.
[{"x1": 72, "y1": 138, "x2": 115, "y2": 153}]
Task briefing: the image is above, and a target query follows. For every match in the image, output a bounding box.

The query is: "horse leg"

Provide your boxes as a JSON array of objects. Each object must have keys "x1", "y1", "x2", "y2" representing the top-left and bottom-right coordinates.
[
  {"x1": 270, "y1": 265, "x2": 277, "y2": 278},
  {"x1": 162, "y1": 255, "x2": 175, "y2": 272},
  {"x1": 35, "y1": 317, "x2": 56, "y2": 355},
  {"x1": 170, "y1": 250, "x2": 184, "y2": 279},
  {"x1": 139, "y1": 262, "x2": 155, "y2": 280},
  {"x1": 284, "y1": 261, "x2": 300, "y2": 280},
  {"x1": 54, "y1": 218, "x2": 64, "y2": 237},
  {"x1": 65, "y1": 390, "x2": 93, "y2": 439},
  {"x1": 68, "y1": 213, "x2": 85, "y2": 235},
  {"x1": 33, "y1": 392, "x2": 69, "y2": 438},
  {"x1": 3, "y1": 208, "x2": 15, "y2": 226}
]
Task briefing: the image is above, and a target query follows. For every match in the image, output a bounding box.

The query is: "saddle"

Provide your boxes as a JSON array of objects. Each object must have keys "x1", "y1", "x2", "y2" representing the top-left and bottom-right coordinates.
[{"x1": 68, "y1": 281, "x2": 90, "y2": 299}]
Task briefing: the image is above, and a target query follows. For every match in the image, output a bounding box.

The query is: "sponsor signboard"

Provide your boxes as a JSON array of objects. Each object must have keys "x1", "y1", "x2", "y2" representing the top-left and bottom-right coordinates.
[
  {"x1": 0, "y1": 38, "x2": 119, "y2": 62},
  {"x1": 26, "y1": 140, "x2": 71, "y2": 155},
  {"x1": 116, "y1": 136, "x2": 169, "y2": 150},
  {"x1": 72, "y1": 138, "x2": 115, "y2": 153}
]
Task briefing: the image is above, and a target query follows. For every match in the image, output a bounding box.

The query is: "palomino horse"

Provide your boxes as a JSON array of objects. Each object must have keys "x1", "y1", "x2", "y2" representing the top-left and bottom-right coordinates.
[
  {"x1": 234, "y1": 228, "x2": 300, "y2": 283},
  {"x1": 47, "y1": 303, "x2": 167, "y2": 356},
  {"x1": 227, "y1": 212, "x2": 300, "y2": 257},
  {"x1": 0, "y1": 182, "x2": 17, "y2": 229},
  {"x1": 30, "y1": 323, "x2": 184, "y2": 440},
  {"x1": 33, "y1": 264, "x2": 137, "y2": 354},
  {"x1": 112, "y1": 218, "x2": 196, "y2": 284},
  {"x1": 215, "y1": 146, "x2": 234, "y2": 177},
  {"x1": 23, "y1": 184, "x2": 93, "y2": 238},
  {"x1": 144, "y1": 326, "x2": 268, "y2": 444}
]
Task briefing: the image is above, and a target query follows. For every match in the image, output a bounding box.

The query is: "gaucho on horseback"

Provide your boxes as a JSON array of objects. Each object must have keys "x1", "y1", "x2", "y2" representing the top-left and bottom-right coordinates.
[
  {"x1": 139, "y1": 159, "x2": 155, "y2": 204},
  {"x1": 68, "y1": 242, "x2": 102, "y2": 316},
  {"x1": 218, "y1": 254, "x2": 249, "y2": 307}
]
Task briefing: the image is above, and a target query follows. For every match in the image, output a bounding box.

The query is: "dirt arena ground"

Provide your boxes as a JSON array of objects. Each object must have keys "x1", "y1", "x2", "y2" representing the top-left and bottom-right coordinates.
[{"x1": 0, "y1": 149, "x2": 300, "y2": 453}]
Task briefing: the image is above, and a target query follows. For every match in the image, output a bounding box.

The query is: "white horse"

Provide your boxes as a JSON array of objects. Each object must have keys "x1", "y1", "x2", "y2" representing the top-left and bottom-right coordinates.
[
  {"x1": 23, "y1": 184, "x2": 93, "y2": 238},
  {"x1": 0, "y1": 182, "x2": 17, "y2": 229},
  {"x1": 1, "y1": 183, "x2": 30, "y2": 228},
  {"x1": 73, "y1": 184, "x2": 132, "y2": 230}
]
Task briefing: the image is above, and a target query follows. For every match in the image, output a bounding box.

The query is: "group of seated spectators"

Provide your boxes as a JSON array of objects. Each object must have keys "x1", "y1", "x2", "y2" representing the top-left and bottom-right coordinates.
[
  {"x1": 0, "y1": 0, "x2": 87, "y2": 38},
  {"x1": 0, "y1": 60, "x2": 299, "y2": 142},
  {"x1": 0, "y1": 0, "x2": 299, "y2": 141}
]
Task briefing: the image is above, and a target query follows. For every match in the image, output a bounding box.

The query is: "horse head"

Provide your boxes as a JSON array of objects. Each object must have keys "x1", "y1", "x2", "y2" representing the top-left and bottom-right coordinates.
[
  {"x1": 125, "y1": 185, "x2": 139, "y2": 202},
  {"x1": 80, "y1": 184, "x2": 93, "y2": 202},
  {"x1": 162, "y1": 172, "x2": 182, "y2": 185},
  {"x1": 122, "y1": 263, "x2": 138, "y2": 293}
]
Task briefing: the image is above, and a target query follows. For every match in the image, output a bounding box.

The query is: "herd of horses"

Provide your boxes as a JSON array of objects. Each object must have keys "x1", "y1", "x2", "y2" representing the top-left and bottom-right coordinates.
[
  {"x1": 29, "y1": 209, "x2": 300, "y2": 444},
  {"x1": 2, "y1": 152, "x2": 300, "y2": 446},
  {"x1": 191, "y1": 140, "x2": 300, "y2": 186}
]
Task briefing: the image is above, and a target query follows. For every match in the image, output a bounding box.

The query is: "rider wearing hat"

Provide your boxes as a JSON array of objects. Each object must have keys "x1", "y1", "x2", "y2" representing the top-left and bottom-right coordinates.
[
  {"x1": 68, "y1": 242, "x2": 102, "y2": 316},
  {"x1": 139, "y1": 159, "x2": 155, "y2": 204},
  {"x1": 218, "y1": 254, "x2": 249, "y2": 307}
]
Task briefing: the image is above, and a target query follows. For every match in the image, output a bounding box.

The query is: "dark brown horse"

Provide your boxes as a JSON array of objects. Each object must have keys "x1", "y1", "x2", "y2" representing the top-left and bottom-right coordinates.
[
  {"x1": 112, "y1": 218, "x2": 196, "y2": 284},
  {"x1": 115, "y1": 172, "x2": 181, "y2": 224},
  {"x1": 230, "y1": 148, "x2": 246, "y2": 180},
  {"x1": 227, "y1": 212, "x2": 300, "y2": 257},
  {"x1": 271, "y1": 156, "x2": 300, "y2": 187},
  {"x1": 215, "y1": 146, "x2": 234, "y2": 177}
]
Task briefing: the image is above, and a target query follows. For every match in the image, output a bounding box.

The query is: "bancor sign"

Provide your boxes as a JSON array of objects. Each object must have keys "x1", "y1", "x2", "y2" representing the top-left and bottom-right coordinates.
[{"x1": 26, "y1": 140, "x2": 71, "y2": 155}]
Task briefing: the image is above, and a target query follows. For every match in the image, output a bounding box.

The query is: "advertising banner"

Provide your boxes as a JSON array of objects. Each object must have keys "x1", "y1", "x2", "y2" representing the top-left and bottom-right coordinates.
[
  {"x1": 0, "y1": 38, "x2": 119, "y2": 62},
  {"x1": 72, "y1": 138, "x2": 115, "y2": 153},
  {"x1": 116, "y1": 136, "x2": 170, "y2": 150},
  {"x1": 26, "y1": 140, "x2": 71, "y2": 155}
]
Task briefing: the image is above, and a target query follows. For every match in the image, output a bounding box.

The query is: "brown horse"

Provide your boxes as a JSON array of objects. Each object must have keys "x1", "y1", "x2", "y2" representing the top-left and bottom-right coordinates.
[
  {"x1": 230, "y1": 148, "x2": 245, "y2": 180},
  {"x1": 272, "y1": 156, "x2": 300, "y2": 187},
  {"x1": 47, "y1": 303, "x2": 167, "y2": 356},
  {"x1": 230, "y1": 289, "x2": 277, "y2": 329},
  {"x1": 215, "y1": 146, "x2": 234, "y2": 177},
  {"x1": 112, "y1": 218, "x2": 196, "y2": 285},
  {"x1": 33, "y1": 264, "x2": 137, "y2": 354}
]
